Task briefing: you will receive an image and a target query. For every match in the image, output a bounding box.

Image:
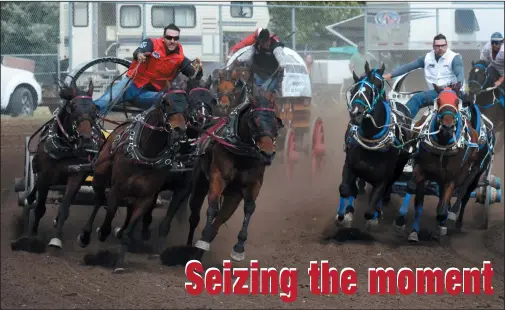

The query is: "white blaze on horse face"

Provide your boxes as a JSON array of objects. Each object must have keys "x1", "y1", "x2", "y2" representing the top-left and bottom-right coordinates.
[{"x1": 352, "y1": 106, "x2": 359, "y2": 115}]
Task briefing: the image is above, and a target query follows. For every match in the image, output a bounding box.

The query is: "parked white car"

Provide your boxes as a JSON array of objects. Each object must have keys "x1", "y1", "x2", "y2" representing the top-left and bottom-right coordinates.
[{"x1": 1, "y1": 63, "x2": 42, "y2": 116}]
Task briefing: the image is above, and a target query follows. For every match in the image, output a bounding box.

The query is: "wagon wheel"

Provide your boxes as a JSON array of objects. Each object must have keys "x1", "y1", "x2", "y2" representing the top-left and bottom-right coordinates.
[
  {"x1": 283, "y1": 128, "x2": 298, "y2": 182},
  {"x1": 309, "y1": 117, "x2": 325, "y2": 177},
  {"x1": 68, "y1": 57, "x2": 139, "y2": 121}
]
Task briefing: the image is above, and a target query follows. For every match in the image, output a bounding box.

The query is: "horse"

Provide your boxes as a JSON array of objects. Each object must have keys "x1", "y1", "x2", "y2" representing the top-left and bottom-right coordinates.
[
  {"x1": 336, "y1": 63, "x2": 413, "y2": 230},
  {"x1": 210, "y1": 64, "x2": 251, "y2": 116},
  {"x1": 393, "y1": 83, "x2": 484, "y2": 242},
  {"x1": 163, "y1": 85, "x2": 282, "y2": 265},
  {"x1": 466, "y1": 60, "x2": 504, "y2": 152},
  {"x1": 11, "y1": 80, "x2": 103, "y2": 253},
  {"x1": 111, "y1": 75, "x2": 218, "y2": 256},
  {"x1": 76, "y1": 86, "x2": 188, "y2": 273}
]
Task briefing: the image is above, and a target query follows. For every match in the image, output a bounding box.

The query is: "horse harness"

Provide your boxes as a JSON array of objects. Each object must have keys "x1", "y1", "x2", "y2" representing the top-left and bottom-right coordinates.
[
  {"x1": 108, "y1": 108, "x2": 179, "y2": 169},
  {"x1": 39, "y1": 97, "x2": 104, "y2": 161}
]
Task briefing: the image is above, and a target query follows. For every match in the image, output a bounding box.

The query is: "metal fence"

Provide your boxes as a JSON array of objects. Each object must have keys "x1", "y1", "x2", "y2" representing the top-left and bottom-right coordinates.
[{"x1": 1, "y1": 1, "x2": 504, "y2": 93}]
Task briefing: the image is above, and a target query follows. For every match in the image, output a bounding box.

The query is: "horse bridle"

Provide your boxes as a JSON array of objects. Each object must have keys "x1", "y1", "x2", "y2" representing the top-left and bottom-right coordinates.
[{"x1": 57, "y1": 95, "x2": 97, "y2": 143}]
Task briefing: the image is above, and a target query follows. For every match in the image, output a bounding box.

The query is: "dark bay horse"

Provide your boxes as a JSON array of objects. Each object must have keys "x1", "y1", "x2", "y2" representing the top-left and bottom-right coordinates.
[
  {"x1": 11, "y1": 80, "x2": 103, "y2": 253},
  {"x1": 393, "y1": 84, "x2": 483, "y2": 242},
  {"x1": 336, "y1": 63, "x2": 412, "y2": 230},
  {"x1": 167, "y1": 86, "x2": 282, "y2": 264},
  {"x1": 112, "y1": 75, "x2": 218, "y2": 256},
  {"x1": 77, "y1": 88, "x2": 188, "y2": 273},
  {"x1": 467, "y1": 60, "x2": 504, "y2": 152}
]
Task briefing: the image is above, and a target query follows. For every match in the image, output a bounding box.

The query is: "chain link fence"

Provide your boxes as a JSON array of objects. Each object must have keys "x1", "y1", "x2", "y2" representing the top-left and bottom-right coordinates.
[{"x1": 1, "y1": 1, "x2": 503, "y2": 100}]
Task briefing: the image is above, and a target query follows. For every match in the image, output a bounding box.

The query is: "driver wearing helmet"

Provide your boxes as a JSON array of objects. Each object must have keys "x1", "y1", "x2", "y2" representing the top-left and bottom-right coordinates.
[
  {"x1": 480, "y1": 32, "x2": 504, "y2": 87},
  {"x1": 231, "y1": 28, "x2": 286, "y2": 92},
  {"x1": 383, "y1": 34, "x2": 465, "y2": 118}
]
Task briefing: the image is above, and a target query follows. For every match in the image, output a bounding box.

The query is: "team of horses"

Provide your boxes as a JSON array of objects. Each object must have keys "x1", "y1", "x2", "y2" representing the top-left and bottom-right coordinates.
[{"x1": 10, "y1": 57, "x2": 503, "y2": 272}]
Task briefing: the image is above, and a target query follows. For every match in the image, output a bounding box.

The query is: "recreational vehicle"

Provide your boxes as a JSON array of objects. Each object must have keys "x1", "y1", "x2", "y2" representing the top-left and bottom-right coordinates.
[{"x1": 59, "y1": 1, "x2": 270, "y2": 72}]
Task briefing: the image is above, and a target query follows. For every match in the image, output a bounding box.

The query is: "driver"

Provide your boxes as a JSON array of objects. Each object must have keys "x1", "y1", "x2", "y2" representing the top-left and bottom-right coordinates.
[
  {"x1": 231, "y1": 28, "x2": 286, "y2": 92},
  {"x1": 383, "y1": 34, "x2": 465, "y2": 118},
  {"x1": 93, "y1": 23, "x2": 203, "y2": 114}
]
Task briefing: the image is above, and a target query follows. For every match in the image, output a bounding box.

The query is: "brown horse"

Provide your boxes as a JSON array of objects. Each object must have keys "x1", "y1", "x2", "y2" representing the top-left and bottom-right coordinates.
[
  {"x1": 11, "y1": 80, "x2": 102, "y2": 253},
  {"x1": 210, "y1": 64, "x2": 250, "y2": 115},
  {"x1": 112, "y1": 75, "x2": 218, "y2": 256},
  {"x1": 393, "y1": 83, "x2": 482, "y2": 242},
  {"x1": 77, "y1": 88, "x2": 187, "y2": 273},
  {"x1": 160, "y1": 85, "x2": 282, "y2": 266}
]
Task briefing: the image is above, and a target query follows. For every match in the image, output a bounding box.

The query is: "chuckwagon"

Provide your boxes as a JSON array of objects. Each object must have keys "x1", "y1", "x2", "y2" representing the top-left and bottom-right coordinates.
[{"x1": 387, "y1": 71, "x2": 502, "y2": 230}]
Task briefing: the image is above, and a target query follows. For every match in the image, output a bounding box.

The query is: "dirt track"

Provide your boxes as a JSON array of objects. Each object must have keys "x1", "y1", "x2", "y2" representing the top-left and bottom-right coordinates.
[{"x1": 1, "y1": 103, "x2": 504, "y2": 309}]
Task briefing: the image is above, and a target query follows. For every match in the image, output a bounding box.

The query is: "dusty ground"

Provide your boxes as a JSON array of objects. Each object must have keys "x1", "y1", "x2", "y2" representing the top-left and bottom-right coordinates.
[{"x1": 1, "y1": 103, "x2": 504, "y2": 309}]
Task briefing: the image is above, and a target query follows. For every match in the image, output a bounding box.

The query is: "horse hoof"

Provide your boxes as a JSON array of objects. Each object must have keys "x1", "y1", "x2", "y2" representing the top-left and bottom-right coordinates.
[
  {"x1": 77, "y1": 234, "x2": 88, "y2": 248},
  {"x1": 113, "y1": 267, "x2": 127, "y2": 274},
  {"x1": 437, "y1": 225, "x2": 448, "y2": 236},
  {"x1": 447, "y1": 212, "x2": 457, "y2": 222},
  {"x1": 113, "y1": 227, "x2": 123, "y2": 239},
  {"x1": 393, "y1": 222, "x2": 405, "y2": 237},
  {"x1": 408, "y1": 231, "x2": 419, "y2": 243},
  {"x1": 195, "y1": 240, "x2": 210, "y2": 251},
  {"x1": 365, "y1": 219, "x2": 379, "y2": 231},
  {"x1": 230, "y1": 249, "x2": 245, "y2": 262},
  {"x1": 48, "y1": 238, "x2": 63, "y2": 249}
]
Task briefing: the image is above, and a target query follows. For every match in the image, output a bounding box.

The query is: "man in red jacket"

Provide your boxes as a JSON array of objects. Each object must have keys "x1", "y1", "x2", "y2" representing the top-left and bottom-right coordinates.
[
  {"x1": 94, "y1": 23, "x2": 203, "y2": 114},
  {"x1": 229, "y1": 28, "x2": 285, "y2": 92}
]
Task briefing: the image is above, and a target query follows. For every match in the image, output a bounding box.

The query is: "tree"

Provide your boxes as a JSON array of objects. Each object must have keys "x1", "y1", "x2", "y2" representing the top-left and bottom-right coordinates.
[
  {"x1": 266, "y1": 1, "x2": 362, "y2": 50},
  {"x1": 1, "y1": 2, "x2": 59, "y2": 55}
]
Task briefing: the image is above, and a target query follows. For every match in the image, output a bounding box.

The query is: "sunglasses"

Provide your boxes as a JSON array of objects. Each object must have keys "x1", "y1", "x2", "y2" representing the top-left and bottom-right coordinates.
[
  {"x1": 433, "y1": 44, "x2": 447, "y2": 48},
  {"x1": 491, "y1": 40, "x2": 503, "y2": 45},
  {"x1": 164, "y1": 35, "x2": 179, "y2": 41}
]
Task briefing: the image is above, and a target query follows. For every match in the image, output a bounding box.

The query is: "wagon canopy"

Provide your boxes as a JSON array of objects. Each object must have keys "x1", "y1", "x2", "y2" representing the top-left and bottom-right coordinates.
[{"x1": 226, "y1": 46, "x2": 312, "y2": 99}]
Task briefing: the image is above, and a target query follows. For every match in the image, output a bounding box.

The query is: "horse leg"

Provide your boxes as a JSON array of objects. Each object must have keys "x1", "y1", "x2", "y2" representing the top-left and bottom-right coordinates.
[
  {"x1": 335, "y1": 161, "x2": 358, "y2": 228},
  {"x1": 364, "y1": 181, "x2": 387, "y2": 231},
  {"x1": 407, "y1": 180, "x2": 426, "y2": 243},
  {"x1": 437, "y1": 182, "x2": 456, "y2": 238},
  {"x1": 194, "y1": 171, "x2": 226, "y2": 253},
  {"x1": 77, "y1": 183, "x2": 106, "y2": 248},
  {"x1": 114, "y1": 203, "x2": 134, "y2": 239},
  {"x1": 140, "y1": 196, "x2": 157, "y2": 241},
  {"x1": 357, "y1": 178, "x2": 366, "y2": 194},
  {"x1": 186, "y1": 169, "x2": 209, "y2": 247},
  {"x1": 231, "y1": 186, "x2": 258, "y2": 262},
  {"x1": 48, "y1": 173, "x2": 86, "y2": 249},
  {"x1": 11, "y1": 177, "x2": 49, "y2": 252},
  {"x1": 114, "y1": 195, "x2": 153, "y2": 273},
  {"x1": 155, "y1": 185, "x2": 191, "y2": 255},
  {"x1": 394, "y1": 164, "x2": 423, "y2": 236},
  {"x1": 97, "y1": 184, "x2": 121, "y2": 242},
  {"x1": 456, "y1": 168, "x2": 483, "y2": 231}
]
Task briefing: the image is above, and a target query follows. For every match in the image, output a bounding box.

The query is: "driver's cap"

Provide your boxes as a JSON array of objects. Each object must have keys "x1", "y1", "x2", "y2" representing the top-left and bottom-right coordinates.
[{"x1": 491, "y1": 32, "x2": 503, "y2": 41}]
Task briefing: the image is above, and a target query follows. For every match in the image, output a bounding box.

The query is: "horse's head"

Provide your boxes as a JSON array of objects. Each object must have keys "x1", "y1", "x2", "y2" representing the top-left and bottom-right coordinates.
[
  {"x1": 433, "y1": 83, "x2": 462, "y2": 141},
  {"x1": 468, "y1": 60, "x2": 490, "y2": 95},
  {"x1": 232, "y1": 60, "x2": 252, "y2": 87},
  {"x1": 244, "y1": 88, "x2": 282, "y2": 165},
  {"x1": 58, "y1": 80, "x2": 98, "y2": 152},
  {"x1": 215, "y1": 67, "x2": 239, "y2": 113},
  {"x1": 157, "y1": 89, "x2": 189, "y2": 142},
  {"x1": 363, "y1": 61, "x2": 386, "y2": 95},
  {"x1": 186, "y1": 75, "x2": 216, "y2": 129},
  {"x1": 347, "y1": 71, "x2": 381, "y2": 126}
]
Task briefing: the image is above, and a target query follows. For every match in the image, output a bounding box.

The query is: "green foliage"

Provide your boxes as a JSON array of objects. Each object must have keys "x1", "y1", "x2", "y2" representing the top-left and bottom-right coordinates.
[
  {"x1": 0, "y1": 2, "x2": 59, "y2": 54},
  {"x1": 266, "y1": 1, "x2": 362, "y2": 50}
]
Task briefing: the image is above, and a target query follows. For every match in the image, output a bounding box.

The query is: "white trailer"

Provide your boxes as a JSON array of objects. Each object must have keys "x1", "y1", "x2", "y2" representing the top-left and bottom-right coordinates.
[{"x1": 58, "y1": 1, "x2": 270, "y2": 72}]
